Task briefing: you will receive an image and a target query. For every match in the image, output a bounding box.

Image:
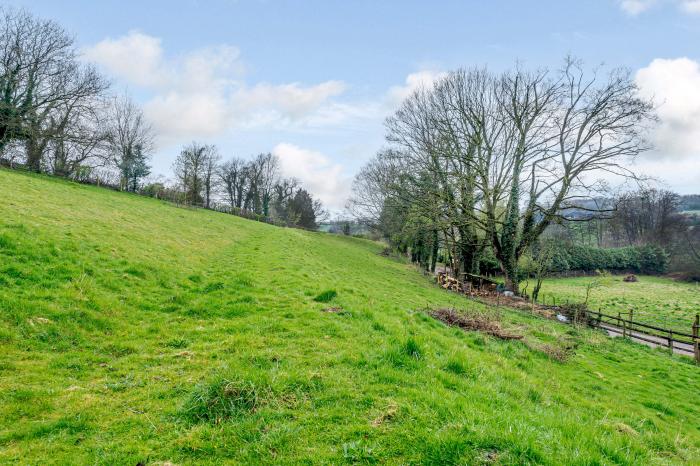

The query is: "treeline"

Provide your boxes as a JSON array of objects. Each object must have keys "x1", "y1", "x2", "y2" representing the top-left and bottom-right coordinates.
[
  {"x1": 0, "y1": 8, "x2": 154, "y2": 189},
  {"x1": 0, "y1": 8, "x2": 326, "y2": 231},
  {"x1": 350, "y1": 58, "x2": 656, "y2": 293},
  {"x1": 163, "y1": 144, "x2": 326, "y2": 230},
  {"x1": 549, "y1": 188, "x2": 700, "y2": 279}
]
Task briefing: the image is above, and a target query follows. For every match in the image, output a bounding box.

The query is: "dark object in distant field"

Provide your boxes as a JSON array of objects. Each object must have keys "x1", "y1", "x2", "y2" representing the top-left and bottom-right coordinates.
[{"x1": 623, "y1": 274, "x2": 639, "y2": 282}]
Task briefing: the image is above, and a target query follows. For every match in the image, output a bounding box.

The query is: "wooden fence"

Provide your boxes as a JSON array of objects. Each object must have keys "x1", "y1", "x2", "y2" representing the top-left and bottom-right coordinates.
[
  {"x1": 528, "y1": 292, "x2": 700, "y2": 362},
  {"x1": 586, "y1": 309, "x2": 699, "y2": 362}
]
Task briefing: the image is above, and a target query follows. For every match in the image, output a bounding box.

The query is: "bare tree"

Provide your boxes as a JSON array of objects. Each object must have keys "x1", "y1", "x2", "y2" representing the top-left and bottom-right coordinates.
[
  {"x1": 0, "y1": 8, "x2": 108, "y2": 170},
  {"x1": 359, "y1": 58, "x2": 656, "y2": 294},
  {"x1": 201, "y1": 145, "x2": 220, "y2": 209},
  {"x1": 173, "y1": 142, "x2": 215, "y2": 206},
  {"x1": 104, "y1": 95, "x2": 154, "y2": 192},
  {"x1": 218, "y1": 157, "x2": 247, "y2": 209}
]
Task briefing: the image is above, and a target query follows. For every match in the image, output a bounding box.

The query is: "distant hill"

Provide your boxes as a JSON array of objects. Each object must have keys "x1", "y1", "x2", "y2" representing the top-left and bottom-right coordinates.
[{"x1": 680, "y1": 194, "x2": 700, "y2": 212}]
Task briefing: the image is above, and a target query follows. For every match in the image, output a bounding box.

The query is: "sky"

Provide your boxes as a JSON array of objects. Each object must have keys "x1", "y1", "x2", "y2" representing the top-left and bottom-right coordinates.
[{"x1": 7, "y1": 0, "x2": 700, "y2": 210}]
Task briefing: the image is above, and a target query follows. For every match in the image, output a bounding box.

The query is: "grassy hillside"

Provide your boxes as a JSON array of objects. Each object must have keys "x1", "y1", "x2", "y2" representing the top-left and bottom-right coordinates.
[
  {"x1": 539, "y1": 276, "x2": 700, "y2": 334},
  {"x1": 1, "y1": 168, "x2": 699, "y2": 465}
]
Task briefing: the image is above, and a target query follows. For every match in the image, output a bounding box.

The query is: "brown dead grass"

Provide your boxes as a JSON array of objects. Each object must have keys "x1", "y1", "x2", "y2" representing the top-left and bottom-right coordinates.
[
  {"x1": 321, "y1": 306, "x2": 343, "y2": 313},
  {"x1": 371, "y1": 402, "x2": 399, "y2": 427},
  {"x1": 428, "y1": 308, "x2": 523, "y2": 340}
]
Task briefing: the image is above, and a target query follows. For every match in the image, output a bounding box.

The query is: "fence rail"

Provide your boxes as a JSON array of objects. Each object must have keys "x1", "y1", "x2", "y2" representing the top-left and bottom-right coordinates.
[
  {"x1": 574, "y1": 308, "x2": 699, "y2": 362},
  {"x1": 592, "y1": 310, "x2": 696, "y2": 353},
  {"x1": 527, "y1": 290, "x2": 700, "y2": 362}
]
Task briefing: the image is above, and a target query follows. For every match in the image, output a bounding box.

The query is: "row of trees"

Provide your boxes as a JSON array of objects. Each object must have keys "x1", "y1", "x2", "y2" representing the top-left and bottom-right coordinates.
[
  {"x1": 167, "y1": 144, "x2": 327, "y2": 229},
  {"x1": 0, "y1": 8, "x2": 155, "y2": 191},
  {"x1": 350, "y1": 58, "x2": 656, "y2": 293},
  {"x1": 549, "y1": 188, "x2": 700, "y2": 278},
  {"x1": 0, "y1": 8, "x2": 327, "y2": 231}
]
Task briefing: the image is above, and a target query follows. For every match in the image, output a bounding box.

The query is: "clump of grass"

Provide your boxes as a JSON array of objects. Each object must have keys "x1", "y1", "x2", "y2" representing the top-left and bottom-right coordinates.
[
  {"x1": 401, "y1": 337, "x2": 422, "y2": 359},
  {"x1": 384, "y1": 338, "x2": 424, "y2": 368},
  {"x1": 164, "y1": 337, "x2": 189, "y2": 349},
  {"x1": 444, "y1": 359, "x2": 472, "y2": 377},
  {"x1": 180, "y1": 376, "x2": 266, "y2": 423},
  {"x1": 313, "y1": 289, "x2": 337, "y2": 303},
  {"x1": 202, "y1": 281, "x2": 224, "y2": 293}
]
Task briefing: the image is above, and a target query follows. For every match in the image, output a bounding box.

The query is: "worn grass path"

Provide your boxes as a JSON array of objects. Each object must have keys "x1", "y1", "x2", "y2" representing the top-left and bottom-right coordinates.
[{"x1": 1, "y1": 168, "x2": 699, "y2": 465}]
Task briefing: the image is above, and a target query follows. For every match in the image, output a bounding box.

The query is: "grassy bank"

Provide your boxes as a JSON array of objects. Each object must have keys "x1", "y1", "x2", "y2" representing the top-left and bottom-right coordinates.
[{"x1": 1, "y1": 168, "x2": 699, "y2": 465}]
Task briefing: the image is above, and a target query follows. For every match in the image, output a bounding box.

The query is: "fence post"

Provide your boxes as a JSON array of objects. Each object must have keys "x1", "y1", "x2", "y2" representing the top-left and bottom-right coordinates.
[
  {"x1": 668, "y1": 330, "x2": 673, "y2": 354},
  {"x1": 693, "y1": 314, "x2": 699, "y2": 364},
  {"x1": 618, "y1": 312, "x2": 626, "y2": 337}
]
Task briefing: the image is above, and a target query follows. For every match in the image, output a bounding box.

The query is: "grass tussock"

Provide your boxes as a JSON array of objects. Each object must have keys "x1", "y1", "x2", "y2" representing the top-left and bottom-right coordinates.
[
  {"x1": 313, "y1": 289, "x2": 337, "y2": 303},
  {"x1": 181, "y1": 376, "x2": 267, "y2": 423}
]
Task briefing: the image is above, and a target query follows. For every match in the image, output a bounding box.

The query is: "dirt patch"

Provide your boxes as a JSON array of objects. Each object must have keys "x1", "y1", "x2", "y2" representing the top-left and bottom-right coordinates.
[
  {"x1": 321, "y1": 306, "x2": 343, "y2": 313},
  {"x1": 428, "y1": 308, "x2": 523, "y2": 340},
  {"x1": 528, "y1": 342, "x2": 574, "y2": 362},
  {"x1": 174, "y1": 351, "x2": 194, "y2": 359},
  {"x1": 371, "y1": 402, "x2": 398, "y2": 427},
  {"x1": 27, "y1": 317, "x2": 52, "y2": 326}
]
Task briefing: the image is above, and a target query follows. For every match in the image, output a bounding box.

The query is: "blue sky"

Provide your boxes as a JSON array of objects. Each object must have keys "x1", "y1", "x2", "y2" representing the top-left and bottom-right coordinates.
[{"x1": 8, "y1": 0, "x2": 700, "y2": 208}]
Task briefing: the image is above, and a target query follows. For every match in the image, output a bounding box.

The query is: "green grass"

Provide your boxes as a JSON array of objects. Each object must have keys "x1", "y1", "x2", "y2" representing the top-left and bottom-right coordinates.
[
  {"x1": 1, "y1": 168, "x2": 699, "y2": 465},
  {"x1": 538, "y1": 275, "x2": 700, "y2": 333}
]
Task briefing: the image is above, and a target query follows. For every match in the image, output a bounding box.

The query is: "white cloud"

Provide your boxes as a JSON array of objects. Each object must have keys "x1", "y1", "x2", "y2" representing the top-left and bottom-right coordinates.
[
  {"x1": 681, "y1": 0, "x2": 700, "y2": 12},
  {"x1": 231, "y1": 81, "x2": 347, "y2": 127},
  {"x1": 631, "y1": 157, "x2": 700, "y2": 193},
  {"x1": 83, "y1": 32, "x2": 352, "y2": 145},
  {"x1": 618, "y1": 0, "x2": 700, "y2": 14},
  {"x1": 386, "y1": 70, "x2": 447, "y2": 107},
  {"x1": 272, "y1": 143, "x2": 351, "y2": 210},
  {"x1": 618, "y1": 0, "x2": 657, "y2": 15},
  {"x1": 636, "y1": 57, "x2": 700, "y2": 158},
  {"x1": 83, "y1": 31, "x2": 167, "y2": 87}
]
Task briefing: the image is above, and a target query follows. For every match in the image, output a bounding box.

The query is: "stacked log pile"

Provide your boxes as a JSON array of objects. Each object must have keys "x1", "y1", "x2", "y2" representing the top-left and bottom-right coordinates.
[{"x1": 436, "y1": 272, "x2": 499, "y2": 297}]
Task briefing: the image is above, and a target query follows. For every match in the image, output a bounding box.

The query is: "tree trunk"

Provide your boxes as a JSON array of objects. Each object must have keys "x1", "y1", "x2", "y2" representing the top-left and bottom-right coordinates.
[
  {"x1": 25, "y1": 138, "x2": 43, "y2": 172},
  {"x1": 503, "y1": 267, "x2": 520, "y2": 295},
  {"x1": 430, "y1": 229, "x2": 439, "y2": 272}
]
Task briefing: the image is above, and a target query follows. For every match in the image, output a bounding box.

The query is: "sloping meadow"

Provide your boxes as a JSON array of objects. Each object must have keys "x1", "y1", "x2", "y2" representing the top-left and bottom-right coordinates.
[{"x1": 0, "y1": 169, "x2": 698, "y2": 464}]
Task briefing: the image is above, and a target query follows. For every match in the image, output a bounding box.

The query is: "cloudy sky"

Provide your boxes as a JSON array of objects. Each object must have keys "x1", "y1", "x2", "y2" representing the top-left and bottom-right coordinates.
[{"x1": 8, "y1": 0, "x2": 700, "y2": 209}]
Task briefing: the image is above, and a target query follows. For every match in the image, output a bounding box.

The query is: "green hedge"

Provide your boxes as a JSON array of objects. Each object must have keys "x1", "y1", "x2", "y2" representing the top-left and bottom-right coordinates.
[{"x1": 548, "y1": 244, "x2": 668, "y2": 275}]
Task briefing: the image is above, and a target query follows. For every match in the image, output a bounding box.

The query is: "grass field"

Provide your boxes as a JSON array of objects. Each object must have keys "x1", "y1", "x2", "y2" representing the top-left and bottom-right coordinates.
[
  {"x1": 538, "y1": 275, "x2": 700, "y2": 334},
  {"x1": 1, "y1": 168, "x2": 699, "y2": 465}
]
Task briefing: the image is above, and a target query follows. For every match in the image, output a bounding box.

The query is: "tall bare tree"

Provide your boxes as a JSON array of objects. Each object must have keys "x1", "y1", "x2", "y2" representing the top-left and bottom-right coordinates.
[
  {"x1": 0, "y1": 9, "x2": 108, "y2": 170},
  {"x1": 105, "y1": 95, "x2": 154, "y2": 192},
  {"x1": 173, "y1": 142, "x2": 216, "y2": 206},
  {"x1": 202, "y1": 145, "x2": 220, "y2": 209},
  {"x1": 357, "y1": 58, "x2": 656, "y2": 293},
  {"x1": 218, "y1": 157, "x2": 247, "y2": 209}
]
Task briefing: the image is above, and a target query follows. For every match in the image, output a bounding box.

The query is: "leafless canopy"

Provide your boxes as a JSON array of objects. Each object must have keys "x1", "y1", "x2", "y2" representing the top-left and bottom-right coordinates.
[{"x1": 351, "y1": 58, "x2": 656, "y2": 292}]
